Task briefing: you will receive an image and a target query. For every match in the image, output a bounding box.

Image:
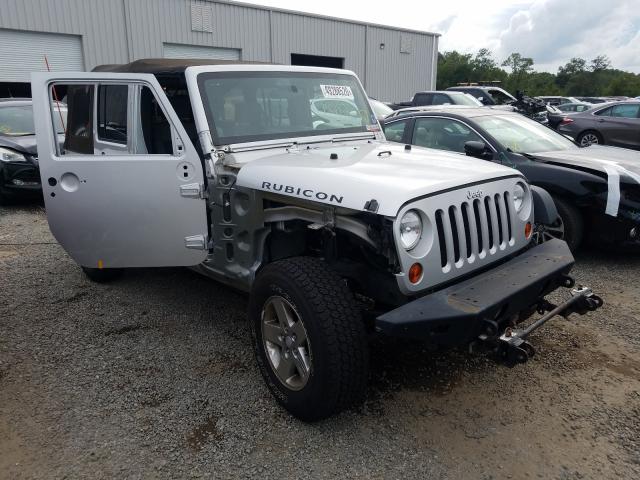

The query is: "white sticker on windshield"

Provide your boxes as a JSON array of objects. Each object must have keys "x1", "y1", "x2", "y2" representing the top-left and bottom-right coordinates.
[{"x1": 320, "y1": 85, "x2": 354, "y2": 99}]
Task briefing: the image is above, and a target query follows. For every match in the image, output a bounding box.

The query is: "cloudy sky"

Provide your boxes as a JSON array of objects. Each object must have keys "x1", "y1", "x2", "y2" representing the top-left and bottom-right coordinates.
[{"x1": 250, "y1": 0, "x2": 640, "y2": 73}]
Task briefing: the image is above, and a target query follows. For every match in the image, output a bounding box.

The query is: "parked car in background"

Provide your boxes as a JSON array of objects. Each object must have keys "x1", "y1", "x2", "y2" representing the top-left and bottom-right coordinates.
[
  {"x1": 388, "y1": 91, "x2": 482, "y2": 110},
  {"x1": 383, "y1": 106, "x2": 640, "y2": 250},
  {"x1": 310, "y1": 97, "x2": 363, "y2": 128},
  {"x1": 368, "y1": 98, "x2": 393, "y2": 121},
  {"x1": 537, "y1": 96, "x2": 583, "y2": 106},
  {"x1": 557, "y1": 101, "x2": 640, "y2": 149},
  {"x1": 556, "y1": 103, "x2": 593, "y2": 113},
  {"x1": 0, "y1": 98, "x2": 67, "y2": 203},
  {"x1": 575, "y1": 97, "x2": 628, "y2": 104},
  {"x1": 545, "y1": 103, "x2": 594, "y2": 130},
  {"x1": 446, "y1": 86, "x2": 517, "y2": 106}
]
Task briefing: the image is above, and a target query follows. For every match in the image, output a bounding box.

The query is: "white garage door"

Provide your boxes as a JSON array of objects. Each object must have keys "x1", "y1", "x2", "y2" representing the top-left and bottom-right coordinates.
[
  {"x1": 0, "y1": 29, "x2": 84, "y2": 82},
  {"x1": 163, "y1": 43, "x2": 241, "y2": 61}
]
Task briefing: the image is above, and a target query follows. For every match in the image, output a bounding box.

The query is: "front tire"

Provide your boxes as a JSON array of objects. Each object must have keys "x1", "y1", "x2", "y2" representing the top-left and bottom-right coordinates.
[
  {"x1": 81, "y1": 266, "x2": 124, "y2": 283},
  {"x1": 249, "y1": 257, "x2": 368, "y2": 421},
  {"x1": 552, "y1": 196, "x2": 584, "y2": 251}
]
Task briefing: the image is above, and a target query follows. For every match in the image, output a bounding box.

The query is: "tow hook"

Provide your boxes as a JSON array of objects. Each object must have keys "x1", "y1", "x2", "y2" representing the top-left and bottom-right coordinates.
[{"x1": 496, "y1": 286, "x2": 603, "y2": 367}]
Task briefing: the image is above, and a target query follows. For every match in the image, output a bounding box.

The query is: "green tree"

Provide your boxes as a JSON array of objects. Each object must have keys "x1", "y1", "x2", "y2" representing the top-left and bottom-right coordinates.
[
  {"x1": 603, "y1": 71, "x2": 640, "y2": 96},
  {"x1": 436, "y1": 51, "x2": 474, "y2": 89},
  {"x1": 556, "y1": 57, "x2": 587, "y2": 88},
  {"x1": 590, "y1": 55, "x2": 612, "y2": 72},
  {"x1": 434, "y1": 48, "x2": 639, "y2": 100},
  {"x1": 523, "y1": 72, "x2": 561, "y2": 96},
  {"x1": 564, "y1": 71, "x2": 597, "y2": 96},
  {"x1": 501, "y1": 53, "x2": 534, "y2": 91}
]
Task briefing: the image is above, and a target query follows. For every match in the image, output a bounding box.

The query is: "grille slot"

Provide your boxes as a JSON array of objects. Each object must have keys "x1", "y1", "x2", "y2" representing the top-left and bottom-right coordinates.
[
  {"x1": 448, "y1": 206, "x2": 461, "y2": 263},
  {"x1": 435, "y1": 191, "x2": 514, "y2": 271}
]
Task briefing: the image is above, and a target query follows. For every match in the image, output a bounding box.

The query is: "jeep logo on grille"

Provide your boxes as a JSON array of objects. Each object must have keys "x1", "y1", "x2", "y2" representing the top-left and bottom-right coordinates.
[{"x1": 466, "y1": 189, "x2": 483, "y2": 200}]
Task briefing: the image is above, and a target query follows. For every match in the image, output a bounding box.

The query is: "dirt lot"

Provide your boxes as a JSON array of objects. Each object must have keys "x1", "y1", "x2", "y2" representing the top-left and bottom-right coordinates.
[{"x1": 1, "y1": 204, "x2": 639, "y2": 479}]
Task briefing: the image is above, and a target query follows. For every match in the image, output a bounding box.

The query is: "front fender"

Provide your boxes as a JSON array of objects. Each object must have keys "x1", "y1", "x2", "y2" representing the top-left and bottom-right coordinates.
[{"x1": 531, "y1": 186, "x2": 559, "y2": 225}]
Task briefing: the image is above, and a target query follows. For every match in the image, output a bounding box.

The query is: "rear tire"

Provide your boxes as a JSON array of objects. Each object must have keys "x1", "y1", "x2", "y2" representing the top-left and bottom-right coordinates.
[
  {"x1": 552, "y1": 196, "x2": 584, "y2": 251},
  {"x1": 81, "y1": 266, "x2": 124, "y2": 283},
  {"x1": 577, "y1": 130, "x2": 603, "y2": 147},
  {"x1": 249, "y1": 256, "x2": 368, "y2": 421}
]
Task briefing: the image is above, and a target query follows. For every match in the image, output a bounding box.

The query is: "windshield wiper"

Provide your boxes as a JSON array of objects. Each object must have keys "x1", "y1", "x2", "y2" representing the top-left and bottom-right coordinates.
[
  {"x1": 331, "y1": 132, "x2": 375, "y2": 143},
  {"x1": 520, "y1": 151, "x2": 550, "y2": 162},
  {"x1": 221, "y1": 132, "x2": 375, "y2": 153}
]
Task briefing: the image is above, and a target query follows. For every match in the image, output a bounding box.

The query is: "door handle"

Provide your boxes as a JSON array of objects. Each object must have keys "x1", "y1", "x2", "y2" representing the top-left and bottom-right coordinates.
[
  {"x1": 60, "y1": 172, "x2": 80, "y2": 192},
  {"x1": 598, "y1": 119, "x2": 605, "y2": 123}
]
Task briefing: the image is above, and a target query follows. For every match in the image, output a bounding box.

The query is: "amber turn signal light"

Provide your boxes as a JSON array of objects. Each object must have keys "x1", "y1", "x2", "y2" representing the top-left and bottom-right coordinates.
[
  {"x1": 525, "y1": 222, "x2": 532, "y2": 239},
  {"x1": 409, "y1": 263, "x2": 423, "y2": 284}
]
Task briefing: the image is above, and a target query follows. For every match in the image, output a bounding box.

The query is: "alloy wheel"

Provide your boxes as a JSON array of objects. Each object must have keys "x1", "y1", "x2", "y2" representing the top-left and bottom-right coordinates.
[
  {"x1": 261, "y1": 296, "x2": 312, "y2": 391},
  {"x1": 580, "y1": 133, "x2": 600, "y2": 146},
  {"x1": 532, "y1": 216, "x2": 565, "y2": 245}
]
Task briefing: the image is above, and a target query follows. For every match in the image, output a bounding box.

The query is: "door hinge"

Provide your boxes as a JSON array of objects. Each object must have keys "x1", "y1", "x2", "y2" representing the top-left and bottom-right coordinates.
[
  {"x1": 180, "y1": 183, "x2": 207, "y2": 199},
  {"x1": 184, "y1": 234, "x2": 208, "y2": 250}
]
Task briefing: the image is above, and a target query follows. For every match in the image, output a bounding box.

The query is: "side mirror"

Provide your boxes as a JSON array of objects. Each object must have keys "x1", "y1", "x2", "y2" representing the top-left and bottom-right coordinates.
[{"x1": 464, "y1": 140, "x2": 493, "y2": 160}]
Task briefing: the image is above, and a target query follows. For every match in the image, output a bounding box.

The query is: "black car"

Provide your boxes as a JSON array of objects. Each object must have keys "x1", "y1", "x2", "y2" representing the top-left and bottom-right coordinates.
[
  {"x1": 0, "y1": 98, "x2": 67, "y2": 203},
  {"x1": 382, "y1": 106, "x2": 640, "y2": 250}
]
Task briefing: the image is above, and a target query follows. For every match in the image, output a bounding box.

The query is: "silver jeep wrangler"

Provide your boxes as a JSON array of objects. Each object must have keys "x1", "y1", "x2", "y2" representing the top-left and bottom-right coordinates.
[{"x1": 32, "y1": 60, "x2": 601, "y2": 421}]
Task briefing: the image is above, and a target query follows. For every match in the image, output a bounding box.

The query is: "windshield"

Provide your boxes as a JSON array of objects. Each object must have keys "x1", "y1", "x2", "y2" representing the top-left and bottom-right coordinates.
[
  {"x1": 0, "y1": 104, "x2": 67, "y2": 136},
  {"x1": 198, "y1": 71, "x2": 377, "y2": 145},
  {"x1": 487, "y1": 89, "x2": 515, "y2": 105},
  {"x1": 475, "y1": 114, "x2": 577, "y2": 153},
  {"x1": 452, "y1": 93, "x2": 483, "y2": 106}
]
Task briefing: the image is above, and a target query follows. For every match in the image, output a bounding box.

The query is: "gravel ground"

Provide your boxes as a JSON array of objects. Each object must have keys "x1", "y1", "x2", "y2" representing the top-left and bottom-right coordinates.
[{"x1": 1, "y1": 203, "x2": 639, "y2": 479}]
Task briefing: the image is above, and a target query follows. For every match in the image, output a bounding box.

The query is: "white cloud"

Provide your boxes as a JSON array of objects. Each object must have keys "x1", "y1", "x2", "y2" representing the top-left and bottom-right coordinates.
[
  {"x1": 495, "y1": 0, "x2": 640, "y2": 72},
  {"x1": 248, "y1": 0, "x2": 640, "y2": 72}
]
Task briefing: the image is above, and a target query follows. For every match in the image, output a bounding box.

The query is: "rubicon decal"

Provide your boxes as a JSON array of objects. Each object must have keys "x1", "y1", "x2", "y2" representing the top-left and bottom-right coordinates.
[{"x1": 261, "y1": 182, "x2": 344, "y2": 204}]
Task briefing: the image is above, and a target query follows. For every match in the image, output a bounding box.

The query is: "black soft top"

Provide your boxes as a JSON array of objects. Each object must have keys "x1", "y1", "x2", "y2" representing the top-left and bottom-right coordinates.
[{"x1": 92, "y1": 58, "x2": 270, "y2": 74}]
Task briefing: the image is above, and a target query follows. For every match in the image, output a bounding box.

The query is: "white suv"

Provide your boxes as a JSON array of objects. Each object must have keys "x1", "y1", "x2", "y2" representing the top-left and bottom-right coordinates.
[{"x1": 31, "y1": 60, "x2": 601, "y2": 421}]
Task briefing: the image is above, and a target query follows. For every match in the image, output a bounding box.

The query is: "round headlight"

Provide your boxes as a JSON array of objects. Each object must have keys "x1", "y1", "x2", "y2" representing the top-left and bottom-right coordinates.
[
  {"x1": 399, "y1": 210, "x2": 422, "y2": 250},
  {"x1": 513, "y1": 183, "x2": 526, "y2": 213}
]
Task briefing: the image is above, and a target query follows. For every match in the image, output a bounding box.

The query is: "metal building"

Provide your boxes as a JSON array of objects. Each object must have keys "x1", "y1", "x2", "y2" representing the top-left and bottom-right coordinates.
[{"x1": 0, "y1": 0, "x2": 439, "y2": 101}]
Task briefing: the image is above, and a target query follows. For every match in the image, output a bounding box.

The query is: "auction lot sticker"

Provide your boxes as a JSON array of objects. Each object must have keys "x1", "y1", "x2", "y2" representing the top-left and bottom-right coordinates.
[{"x1": 320, "y1": 85, "x2": 354, "y2": 99}]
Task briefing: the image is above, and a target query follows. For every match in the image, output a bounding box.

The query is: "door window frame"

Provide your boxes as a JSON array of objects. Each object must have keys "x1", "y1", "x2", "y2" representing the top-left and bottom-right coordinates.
[{"x1": 48, "y1": 79, "x2": 186, "y2": 159}]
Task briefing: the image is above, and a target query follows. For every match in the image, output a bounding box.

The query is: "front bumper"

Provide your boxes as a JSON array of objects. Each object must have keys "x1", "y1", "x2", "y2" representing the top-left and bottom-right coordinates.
[
  {"x1": 0, "y1": 161, "x2": 41, "y2": 197},
  {"x1": 376, "y1": 239, "x2": 574, "y2": 345},
  {"x1": 590, "y1": 209, "x2": 640, "y2": 248}
]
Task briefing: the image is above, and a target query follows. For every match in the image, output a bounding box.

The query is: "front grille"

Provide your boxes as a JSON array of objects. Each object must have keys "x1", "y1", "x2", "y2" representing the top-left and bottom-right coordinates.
[{"x1": 435, "y1": 191, "x2": 515, "y2": 271}]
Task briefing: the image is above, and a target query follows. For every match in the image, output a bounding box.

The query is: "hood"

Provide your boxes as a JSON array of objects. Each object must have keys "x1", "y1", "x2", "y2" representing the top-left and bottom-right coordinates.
[
  {"x1": 236, "y1": 142, "x2": 521, "y2": 216},
  {"x1": 0, "y1": 134, "x2": 37, "y2": 155},
  {"x1": 529, "y1": 146, "x2": 640, "y2": 179},
  {"x1": 528, "y1": 145, "x2": 640, "y2": 217}
]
